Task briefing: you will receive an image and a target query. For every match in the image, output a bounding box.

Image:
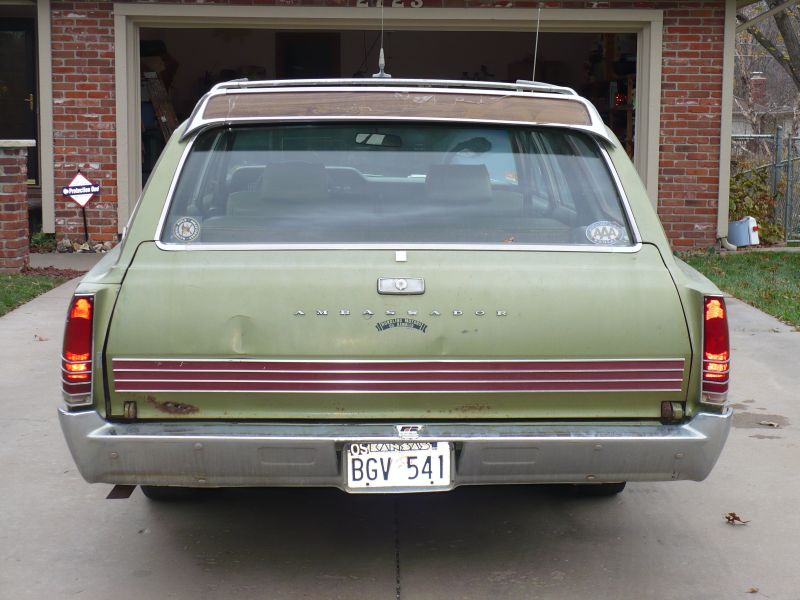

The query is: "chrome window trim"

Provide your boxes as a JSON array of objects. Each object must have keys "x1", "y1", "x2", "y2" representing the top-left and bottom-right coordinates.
[
  {"x1": 154, "y1": 133, "x2": 196, "y2": 248},
  {"x1": 599, "y1": 144, "x2": 642, "y2": 246},
  {"x1": 155, "y1": 241, "x2": 644, "y2": 253},
  {"x1": 155, "y1": 121, "x2": 642, "y2": 253}
]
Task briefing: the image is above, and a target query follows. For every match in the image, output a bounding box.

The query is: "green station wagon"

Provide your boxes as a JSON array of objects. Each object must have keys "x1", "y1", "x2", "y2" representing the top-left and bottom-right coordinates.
[{"x1": 59, "y1": 79, "x2": 732, "y2": 499}]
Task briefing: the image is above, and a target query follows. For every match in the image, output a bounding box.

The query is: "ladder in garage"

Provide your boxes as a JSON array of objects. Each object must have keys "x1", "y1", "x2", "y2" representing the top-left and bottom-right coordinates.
[{"x1": 143, "y1": 72, "x2": 178, "y2": 142}]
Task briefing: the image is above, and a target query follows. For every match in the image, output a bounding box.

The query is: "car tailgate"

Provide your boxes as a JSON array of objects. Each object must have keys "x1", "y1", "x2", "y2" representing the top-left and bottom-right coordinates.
[{"x1": 104, "y1": 242, "x2": 691, "y2": 420}]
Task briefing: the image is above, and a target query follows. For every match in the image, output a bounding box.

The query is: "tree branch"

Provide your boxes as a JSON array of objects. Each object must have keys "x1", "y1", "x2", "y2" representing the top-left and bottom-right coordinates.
[
  {"x1": 770, "y1": 1, "x2": 800, "y2": 86},
  {"x1": 739, "y1": 14, "x2": 800, "y2": 89}
]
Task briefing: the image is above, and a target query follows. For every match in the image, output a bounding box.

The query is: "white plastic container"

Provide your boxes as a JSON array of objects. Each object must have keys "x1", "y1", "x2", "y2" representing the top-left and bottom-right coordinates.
[
  {"x1": 746, "y1": 216, "x2": 760, "y2": 245},
  {"x1": 728, "y1": 216, "x2": 759, "y2": 247}
]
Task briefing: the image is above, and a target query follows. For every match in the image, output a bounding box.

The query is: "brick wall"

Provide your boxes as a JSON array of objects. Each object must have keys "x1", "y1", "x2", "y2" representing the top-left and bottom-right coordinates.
[
  {"x1": 656, "y1": 0, "x2": 725, "y2": 249},
  {"x1": 0, "y1": 145, "x2": 32, "y2": 273},
  {"x1": 48, "y1": 0, "x2": 726, "y2": 249},
  {"x1": 51, "y1": 0, "x2": 117, "y2": 243}
]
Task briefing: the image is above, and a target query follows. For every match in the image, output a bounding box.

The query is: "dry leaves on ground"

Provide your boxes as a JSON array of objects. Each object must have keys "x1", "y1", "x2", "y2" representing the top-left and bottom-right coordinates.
[
  {"x1": 22, "y1": 266, "x2": 87, "y2": 279},
  {"x1": 725, "y1": 512, "x2": 750, "y2": 525}
]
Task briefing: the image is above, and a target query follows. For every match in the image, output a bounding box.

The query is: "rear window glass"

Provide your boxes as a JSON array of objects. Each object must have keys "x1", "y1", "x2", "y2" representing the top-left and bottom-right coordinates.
[{"x1": 161, "y1": 124, "x2": 633, "y2": 247}]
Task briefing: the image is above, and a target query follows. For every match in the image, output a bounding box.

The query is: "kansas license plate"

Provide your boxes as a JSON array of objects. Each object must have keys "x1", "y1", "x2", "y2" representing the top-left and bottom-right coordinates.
[{"x1": 345, "y1": 442, "x2": 452, "y2": 491}]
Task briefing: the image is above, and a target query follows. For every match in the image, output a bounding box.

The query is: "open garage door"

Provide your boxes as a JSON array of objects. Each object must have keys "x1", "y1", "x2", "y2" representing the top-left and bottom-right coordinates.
[{"x1": 139, "y1": 27, "x2": 637, "y2": 182}]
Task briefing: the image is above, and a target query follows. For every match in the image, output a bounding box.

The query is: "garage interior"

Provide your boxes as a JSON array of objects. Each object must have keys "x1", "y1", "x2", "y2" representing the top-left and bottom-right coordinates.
[{"x1": 139, "y1": 28, "x2": 637, "y2": 181}]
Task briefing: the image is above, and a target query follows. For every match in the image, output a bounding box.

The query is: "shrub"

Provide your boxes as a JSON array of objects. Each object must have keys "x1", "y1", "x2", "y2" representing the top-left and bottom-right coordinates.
[
  {"x1": 29, "y1": 230, "x2": 56, "y2": 252},
  {"x1": 728, "y1": 167, "x2": 784, "y2": 245}
]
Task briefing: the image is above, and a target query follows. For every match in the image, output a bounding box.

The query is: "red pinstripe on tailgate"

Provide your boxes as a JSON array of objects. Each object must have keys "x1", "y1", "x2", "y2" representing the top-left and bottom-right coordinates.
[{"x1": 112, "y1": 358, "x2": 686, "y2": 394}]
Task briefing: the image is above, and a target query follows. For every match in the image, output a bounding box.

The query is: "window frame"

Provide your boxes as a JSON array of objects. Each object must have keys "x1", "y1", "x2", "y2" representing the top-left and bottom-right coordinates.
[{"x1": 155, "y1": 122, "x2": 643, "y2": 253}]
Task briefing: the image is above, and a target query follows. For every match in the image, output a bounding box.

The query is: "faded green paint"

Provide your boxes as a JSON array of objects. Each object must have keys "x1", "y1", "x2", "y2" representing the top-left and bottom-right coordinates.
[
  {"x1": 104, "y1": 243, "x2": 691, "y2": 419},
  {"x1": 74, "y1": 119, "x2": 723, "y2": 422}
]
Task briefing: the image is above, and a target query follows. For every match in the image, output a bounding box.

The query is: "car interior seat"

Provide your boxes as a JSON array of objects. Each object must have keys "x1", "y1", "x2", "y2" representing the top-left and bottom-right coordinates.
[
  {"x1": 425, "y1": 164, "x2": 492, "y2": 205},
  {"x1": 227, "y1": 161, "x2": 328, "y2": 216}
]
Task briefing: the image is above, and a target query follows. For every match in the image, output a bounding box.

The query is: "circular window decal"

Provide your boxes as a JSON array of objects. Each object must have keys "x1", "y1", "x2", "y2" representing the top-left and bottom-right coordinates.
[
  {"x1": 585, "y1": 221, "x2": 627, "y2": 246},
  {"x1": 173, "y1": 217, "x2": 200, "y2": 242}
]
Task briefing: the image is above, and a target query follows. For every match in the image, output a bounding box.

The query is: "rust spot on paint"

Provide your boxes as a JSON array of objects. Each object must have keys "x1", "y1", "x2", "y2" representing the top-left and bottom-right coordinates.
[{"x1": 146, "y1": 395, "x2": 199, "y2": 415}]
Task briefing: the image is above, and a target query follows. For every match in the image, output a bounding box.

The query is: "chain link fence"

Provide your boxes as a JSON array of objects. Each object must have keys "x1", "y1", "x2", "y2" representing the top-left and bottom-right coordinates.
[{"x1": 731, "y1": 129, "x2": 800, "y2": 242}]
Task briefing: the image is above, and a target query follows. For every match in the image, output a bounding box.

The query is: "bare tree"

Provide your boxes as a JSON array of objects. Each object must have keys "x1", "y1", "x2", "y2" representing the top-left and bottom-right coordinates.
[
  {"x1": 737, "y1": 0, "x2": 800, "y2": 139},
  {"x1": 733, "y1": 30, "x2": 776, "y2": 157}
]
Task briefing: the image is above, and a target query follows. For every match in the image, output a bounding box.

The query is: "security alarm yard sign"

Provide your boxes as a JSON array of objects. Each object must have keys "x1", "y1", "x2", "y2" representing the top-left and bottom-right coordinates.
[{"x1": 62, "y1": 172, "x2": 100, "y2": 207}]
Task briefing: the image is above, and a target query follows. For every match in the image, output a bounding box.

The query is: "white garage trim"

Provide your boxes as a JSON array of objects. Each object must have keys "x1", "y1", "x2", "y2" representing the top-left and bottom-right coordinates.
[
  {"x1": 37, "y1": 0, "x2": 54, "y2": 232},
  {"x1": 113, "y1": 4, "x2": 664, "y2": 229},
  {"x1": 718, "y1": 0, "x2": 737, "y2": 240}
]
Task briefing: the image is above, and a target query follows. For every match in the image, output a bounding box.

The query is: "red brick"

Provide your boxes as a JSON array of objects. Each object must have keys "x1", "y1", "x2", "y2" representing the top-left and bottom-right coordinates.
[
  {"x1": 0, "y1": 148, "x2": 30, "y2": 271},
  {"x1": 46, "y1": 0, "x2": 726, "y2": 250}
]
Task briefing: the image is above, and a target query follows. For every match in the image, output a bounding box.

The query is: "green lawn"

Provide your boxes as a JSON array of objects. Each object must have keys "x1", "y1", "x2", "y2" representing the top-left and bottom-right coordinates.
[
  {"x1": 683, "y1": 251, "x2": 800, "y2": 326},
  {"x1": 0, "y1": 274, "x2": 68, "y2": 317}
]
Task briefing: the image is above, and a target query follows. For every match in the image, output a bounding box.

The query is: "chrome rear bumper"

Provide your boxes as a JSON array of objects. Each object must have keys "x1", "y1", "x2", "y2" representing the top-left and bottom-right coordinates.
[{"x1": 58, "y1": 408, "x2": 731, "y2": 491}]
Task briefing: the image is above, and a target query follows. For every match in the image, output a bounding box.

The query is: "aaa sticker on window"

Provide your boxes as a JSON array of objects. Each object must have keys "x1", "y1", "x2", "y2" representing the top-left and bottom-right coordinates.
[{"x1": 585, "y1": 221, "x2": 627, "y2": 245}]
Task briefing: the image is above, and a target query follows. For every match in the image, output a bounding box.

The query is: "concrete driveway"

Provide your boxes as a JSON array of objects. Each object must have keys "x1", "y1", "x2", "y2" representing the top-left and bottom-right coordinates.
[{"x1": 1, "y1": 280, "x2": 798, "y2": 599}]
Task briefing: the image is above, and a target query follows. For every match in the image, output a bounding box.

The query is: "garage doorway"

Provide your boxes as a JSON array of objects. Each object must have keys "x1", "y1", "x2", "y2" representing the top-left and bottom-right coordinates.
[{"x1": 138, "y1": 27, "x2": 637, "y2": 182}]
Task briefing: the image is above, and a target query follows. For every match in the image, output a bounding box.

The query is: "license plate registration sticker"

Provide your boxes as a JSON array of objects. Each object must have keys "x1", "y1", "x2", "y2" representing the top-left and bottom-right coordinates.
[{"x1": 345, "y1": 442, "x2": 452, "y2": 491}]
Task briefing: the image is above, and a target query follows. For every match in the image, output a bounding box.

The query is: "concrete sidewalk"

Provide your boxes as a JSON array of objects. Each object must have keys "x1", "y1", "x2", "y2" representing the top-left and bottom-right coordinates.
[{"x1": 0, "y1": 282, "x2": 798, "y2": 599}]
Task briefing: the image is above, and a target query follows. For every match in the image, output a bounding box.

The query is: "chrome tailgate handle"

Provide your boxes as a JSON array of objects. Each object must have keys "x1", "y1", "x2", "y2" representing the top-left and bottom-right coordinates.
[{"x1": 378, "y1": 277, "x2": 425, "y2": 295}]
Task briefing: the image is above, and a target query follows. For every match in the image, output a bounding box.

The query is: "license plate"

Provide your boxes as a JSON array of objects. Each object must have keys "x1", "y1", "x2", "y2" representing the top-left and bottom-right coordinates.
[{"x1": 345, "y1": 442, "x2": 452, "y2": 491}]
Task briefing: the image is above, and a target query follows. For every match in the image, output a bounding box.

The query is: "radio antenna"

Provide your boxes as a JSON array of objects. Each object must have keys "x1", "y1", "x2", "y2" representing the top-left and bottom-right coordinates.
[
  {"x1": 531, "y1": 4, "x2": 542, "y2": 82},
  {"x1": 373, "y1": 0, "x2": 391, "y2": 78}
]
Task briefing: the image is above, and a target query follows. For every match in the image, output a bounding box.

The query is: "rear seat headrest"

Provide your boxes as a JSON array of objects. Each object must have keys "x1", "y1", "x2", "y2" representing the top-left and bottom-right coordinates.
[
  {"x1": 262, "y1": 162, "x2": 327, "y2": 203},
  {"x1": 228, "y1": 166, "x2": 264, "y2": 194},
  {"x1": 426, "y1": 164, "x2": 492, "y2": 204}
]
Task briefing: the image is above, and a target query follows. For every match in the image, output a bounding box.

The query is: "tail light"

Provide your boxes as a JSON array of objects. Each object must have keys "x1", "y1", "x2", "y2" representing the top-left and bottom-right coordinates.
[
  {"x1": 701, "y1": 295, "x2": 730, "y2": 405},
  {"x1": 62, "y1": 294, "x2": 94, "y2": 406}
]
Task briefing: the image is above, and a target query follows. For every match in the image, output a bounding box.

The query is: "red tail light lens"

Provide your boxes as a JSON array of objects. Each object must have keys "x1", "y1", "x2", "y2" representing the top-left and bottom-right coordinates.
[
  {"x1": 62, "y1": 295, "x2": 94, "y2": 405},
  {"x1": 702, "y1": 296, "x2": 730, "y2": 403}
]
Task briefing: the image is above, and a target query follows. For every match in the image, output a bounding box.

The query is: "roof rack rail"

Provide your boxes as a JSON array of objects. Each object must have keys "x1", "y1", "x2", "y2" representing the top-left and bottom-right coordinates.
[
  {"x1": 209, "y1": 78, "x2": 579, "y2": 96},
  {"x1": 182, "y1": 77, "x2": 610, "y2": 143}
]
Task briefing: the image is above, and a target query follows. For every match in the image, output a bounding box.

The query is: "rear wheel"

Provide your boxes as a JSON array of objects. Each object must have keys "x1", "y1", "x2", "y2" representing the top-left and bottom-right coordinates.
[
  {"x1": 571, "y1": 481, "x2": 627, "y2": 497},
  {"x1": 140, "y1": 485, "x2": 205, "y2": 502}
]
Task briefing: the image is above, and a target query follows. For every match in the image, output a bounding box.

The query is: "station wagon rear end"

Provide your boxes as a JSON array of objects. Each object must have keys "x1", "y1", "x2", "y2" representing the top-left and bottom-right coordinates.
[{"x1": 59, "y1": 79, "x2": 732, "y2": 497}]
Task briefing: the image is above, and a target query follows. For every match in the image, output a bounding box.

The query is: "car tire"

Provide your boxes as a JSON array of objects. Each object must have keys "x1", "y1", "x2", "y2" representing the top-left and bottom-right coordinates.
[
  {"x1": 571, "y1": 481, "x2": 627, "y2": 497},
  {"x1": 140, "y1": 485, "x2": 205, "y2": 502}
]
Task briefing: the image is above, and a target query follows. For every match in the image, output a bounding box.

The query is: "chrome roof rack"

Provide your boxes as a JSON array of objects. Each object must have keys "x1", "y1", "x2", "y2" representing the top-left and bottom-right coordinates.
[
  {"x1": 181, "y1": 78, "x2": 611, "y2": 143},
  {"x1": 209, "y1": 78, "x2": 579, "y2": 97}
]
